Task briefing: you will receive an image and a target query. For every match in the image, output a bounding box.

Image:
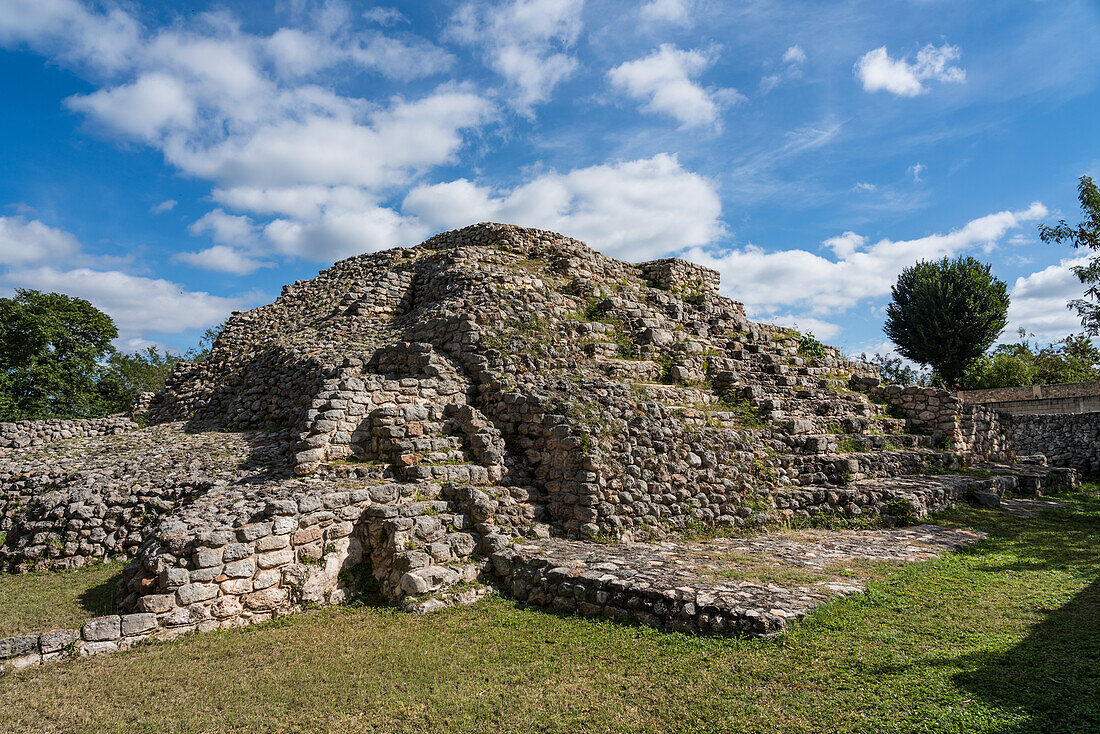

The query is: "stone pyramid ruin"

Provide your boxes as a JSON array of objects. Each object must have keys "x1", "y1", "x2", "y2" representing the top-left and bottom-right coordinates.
[{"x1": 0, "y1": 223, "x2": 1078, "y2": 656}]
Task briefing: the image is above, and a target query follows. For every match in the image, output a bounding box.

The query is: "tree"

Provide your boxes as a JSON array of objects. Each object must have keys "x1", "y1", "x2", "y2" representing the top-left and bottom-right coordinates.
[
  {"x1": 97, "y1": 347, "x2": 184, "y2": 414},
  {"x1": 859, "y1": 352, "x2": 928, "y2": 386},
  {"x1": 1039, "y1": 175, "x2": 1100, "y2": 334},
  {"x1": 962, "y1": 353, "x2": 1033, "y2": 390},
  {"x1": 0, "y1": 290, "x2": 117, "y2": 420},
  {"x1": 883, "y1": 256, "x2": 1010, "y2": 387}
]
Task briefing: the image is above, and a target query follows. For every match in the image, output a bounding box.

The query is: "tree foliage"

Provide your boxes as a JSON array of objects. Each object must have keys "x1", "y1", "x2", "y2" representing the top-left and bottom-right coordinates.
[
  {"x1": 883, "y1": 256, "x2": 1009, "y2": 387},
  {"x1": 0, "y1": 290, "x2": 118, "y2": 420},
  {"x1": 97, "y1": 347, "x2": 184, "y2": 414},
  {"x1": 962, "y1": 331, "x2": 1100, "y2": 389},
  {"x1": 859, "y1": 352, "x2": 928, "y2": 386},
  {"x1": 0, "y1": 290, "x2": 225, "y2": 421},
  {"x1": 1039, "y1": 176, "x2": 1100, "y2": 334}
]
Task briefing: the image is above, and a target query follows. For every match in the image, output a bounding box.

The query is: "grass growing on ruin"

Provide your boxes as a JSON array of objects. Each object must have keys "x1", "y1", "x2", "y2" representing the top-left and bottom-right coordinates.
[
  {"x1": 0, "y1": 561, "x2": 121, "y2": 637},
  {"x1": 2, "y1": 489, "x2": 1099, "y2": 733},
  {"x1": 694, "y1": 548, "x2": 879, "y2": 586}
]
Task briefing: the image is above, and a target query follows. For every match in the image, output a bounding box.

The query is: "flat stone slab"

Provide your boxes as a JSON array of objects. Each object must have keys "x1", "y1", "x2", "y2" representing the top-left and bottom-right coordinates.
[
  {"x1": 493, "y1": 525, "x2": 986, "y2": 637},
  {"x1": 1000, "y1": 497, "x2": 1064, "y2": 518}
]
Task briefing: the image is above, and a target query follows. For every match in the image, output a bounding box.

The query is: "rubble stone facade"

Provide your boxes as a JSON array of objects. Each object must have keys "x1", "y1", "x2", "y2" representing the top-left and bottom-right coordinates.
[{"x1": 1012, "y1": 412, "x2": 1100, "y2": 473}]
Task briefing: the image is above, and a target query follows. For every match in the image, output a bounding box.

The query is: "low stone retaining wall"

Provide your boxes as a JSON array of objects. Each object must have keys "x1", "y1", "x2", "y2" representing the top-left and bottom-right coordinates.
[
  {"x1": 491, "y1": 521, "x2": 989, "y2": 638},
  {"x1": 0, "y1": 416, "x2": 137, "y2": 451},
  {"x1": 0, "y1": 612, "x2": 159, "y2": 673},
  {"x1": 1012, "y1": 412, "x2": 1100, "y2": 473}
]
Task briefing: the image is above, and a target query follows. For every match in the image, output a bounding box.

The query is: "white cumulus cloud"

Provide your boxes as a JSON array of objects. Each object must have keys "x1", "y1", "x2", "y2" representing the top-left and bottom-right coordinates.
[
  {"x1": 684, "y1": 202, "x2": 1048, "y2": 316},
  {"x1": 0, "y1": 214, "x2": 249, "y2": 338},
  {"x1": 1, "y1": 266, "x2": 246, "y2": 338},
  {"x1": 174, "y1": 245, "x2": 273, "y2": 275},
  {"x1": 608, "y1": 45, "x2": 742, "y2": 129},
  {"x1": 3, "y1": 1, "x2": 490, "y2": 273},
  {"x1": 1007, "y1": 255, "x2": 1095, "y2": 342},
  {"x1": 855, "y1": 43, "x2": 965, "y2": 96},
  {"x1": 640, "y1": 0, "x2": 693, "y2": 26},
  {"x1": 404, "y1": 153, "x2": 724, "y2": 261},
  {"x1": 188, "y1": 209, "x2": 256, "y2": 245},
  {"x1": 0, "y1": 215, "x2": 82, "y2": 265},
  {"x1": 264, "y1": 206, "x2": 429, "y2": 261},
  {"x1": 449, "y1": 0, "x2": 584, "y2": 112},
  {"x1": 67, "y1": 73, "x2": 196, "y2": 140},
  {"x1": 166, "y1": 87, "x2": 493, "y2": 190}
]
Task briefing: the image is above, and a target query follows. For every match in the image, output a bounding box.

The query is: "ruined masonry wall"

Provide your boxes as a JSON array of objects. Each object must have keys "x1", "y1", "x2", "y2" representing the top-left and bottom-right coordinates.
[
  {"x1": 147, "y1": 347, "x2": 324, "y2": 430},
  {"x1": 293, "y1": 358, "x2": 473, "y2": 475},
  {"x1": 0, "y1": 416, "x2": 136, "y2": 452},
  {"x1": 1012, "y1": 412, "x2": 1100, "y2": 473},
  {"x1": 858, "y1": 382, "x2": 1014, "y2": 463}
]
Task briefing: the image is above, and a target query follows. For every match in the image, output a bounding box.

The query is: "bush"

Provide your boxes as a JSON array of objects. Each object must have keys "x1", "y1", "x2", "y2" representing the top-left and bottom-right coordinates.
[
  {"x1": 963, "y1": 353, "x2": 1033, "y2": 390},
  {"x1": 798, "y1": 332, "x2": 826, "y2": 359}
]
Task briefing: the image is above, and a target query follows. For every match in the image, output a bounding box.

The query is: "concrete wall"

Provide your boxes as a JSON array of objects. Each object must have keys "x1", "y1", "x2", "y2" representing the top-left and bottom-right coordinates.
[{"x1": 958, "y1": 381, "x2": 1100, "y2": 415}]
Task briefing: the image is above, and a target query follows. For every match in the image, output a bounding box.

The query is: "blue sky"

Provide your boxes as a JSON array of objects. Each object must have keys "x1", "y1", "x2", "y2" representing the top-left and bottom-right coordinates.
[{"x1": 1, "y1": 0, "x2": 1098, "y2": 356}]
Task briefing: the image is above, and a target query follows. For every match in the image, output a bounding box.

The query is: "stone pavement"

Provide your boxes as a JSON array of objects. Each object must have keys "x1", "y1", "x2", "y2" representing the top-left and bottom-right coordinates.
[
  {"x1": 492, "y1": 524, "x2": 987, "y2": 637},
  {"x1": 1000, "y1": 497, "x2": 1065, "y2": 518}
]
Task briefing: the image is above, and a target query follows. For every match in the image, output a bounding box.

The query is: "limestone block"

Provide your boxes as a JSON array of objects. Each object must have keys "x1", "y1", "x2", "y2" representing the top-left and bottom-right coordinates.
[{"x1": 82, "y1": 615, "x2": 122, "y2": 642}]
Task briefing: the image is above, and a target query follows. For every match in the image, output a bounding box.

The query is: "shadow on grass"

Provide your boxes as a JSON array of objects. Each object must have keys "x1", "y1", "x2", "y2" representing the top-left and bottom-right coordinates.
[
  {"x1": 76, "y1": 569, "x2": 120, "y2": 618},
  {"x1": 901, "y1": 490, "x2": 1100, "y2": 732},
  {"x1": 953, "y1": 576, "x2": 1100, "y2": 733},
  {"x1": 937, "y1": 493, "x2": 1100, "y2": 573}
]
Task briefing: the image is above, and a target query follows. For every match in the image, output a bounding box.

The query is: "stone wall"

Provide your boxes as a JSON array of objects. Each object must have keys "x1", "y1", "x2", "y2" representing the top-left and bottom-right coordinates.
[
  {"x1": 637, "y1": 258, "x2": 721, "y2": 297},
  {"x1": 292, "y1": 344, "x2": 475, "y2": 475},
  {"x1": 0, "y1": 416, "x2": 136, "y2": 452},
  {"x1": 113, "y1": 475, "x2": 500, "y2": 634},
  {"x1": 855, "y1": 381, "x2": 1014, "y2": 463},
  {"x1": 958, "y1": 381, "x2": 1100, "y2": 415},
  {"x1": 0, "y1": 612, "x2": 160, "y2": 673},
  {"x1": 147, "y1": 346, "x2": 323, "y2": 430},
  {"x1": 0, "y1": 474, "x2": 210, "y2": 572},
  {"x1": 0, "y1": 426, "x2": 295, "y2": 573},
  {"x1": 1012, "y1": 412, "x2": 1100, "y2": 473}
]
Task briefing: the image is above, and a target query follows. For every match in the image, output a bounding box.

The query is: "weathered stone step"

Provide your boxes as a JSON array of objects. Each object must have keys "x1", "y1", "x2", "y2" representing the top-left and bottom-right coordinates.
[
  {"x1": 783, "y1": 416, "x2": 908, "y2": 436},
  {"x1": 401, "y1": 462, "x2": 499, "y2": 485},
  {"x1": 779, "y1": 471, "x2": 1018, "y2": 519},
  {"x1": 631, "y1": 383, "x2": 721, "y2": 406},
  {"x1": 777, "y1": 448, "x2": 961, "y2": 487},
  {"x1": 595, "y1": 358, "x2": 663, "y2": 382},
  {"x1": 784, "y1": 433, "x2": 933, "y2": 455},
  {"x1": 491, "y1": 522, "x2": 985, "y2": 638}
]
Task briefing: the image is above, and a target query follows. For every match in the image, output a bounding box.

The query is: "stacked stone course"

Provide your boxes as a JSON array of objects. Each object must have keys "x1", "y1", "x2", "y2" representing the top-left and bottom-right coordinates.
[
  {"x1": 1012, "y1": 412, "x2": 1100, "y2": 473},
  {"x1": 0, "y1": 416, "x2": 136, "y2": 452},
  {"x1": 853, "y1": 381, "x2": 1014, "y2": 463}
]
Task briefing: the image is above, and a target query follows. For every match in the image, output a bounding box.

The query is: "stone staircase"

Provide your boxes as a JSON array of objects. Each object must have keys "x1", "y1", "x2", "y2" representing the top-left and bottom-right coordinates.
[
  {"x1": 571, "y1": 300, "x2": 994, "y2": 528},
  {"x1": 315, "y1": 401, "x2": 543, "y2": 609}
]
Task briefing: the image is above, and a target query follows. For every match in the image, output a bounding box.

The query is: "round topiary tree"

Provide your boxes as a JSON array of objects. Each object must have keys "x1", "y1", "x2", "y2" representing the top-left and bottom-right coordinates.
[{"x1": 883, "y1": 256, "x2": 1009, "y2": 387}]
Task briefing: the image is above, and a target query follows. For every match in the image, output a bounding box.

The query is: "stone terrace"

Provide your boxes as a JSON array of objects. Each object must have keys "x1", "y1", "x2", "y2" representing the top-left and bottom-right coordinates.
[{"x1": 492, "y1": 523, "x2": 988, "y2": 636}]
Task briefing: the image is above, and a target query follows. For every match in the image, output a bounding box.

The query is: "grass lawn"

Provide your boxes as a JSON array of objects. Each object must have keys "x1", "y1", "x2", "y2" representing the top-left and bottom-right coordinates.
[
  {"x1": 0, "y1": 489, "x2": 1097, "y2": 734},
  {"x1": 0, "y1": 561, "x2": 121, "y2": 637}
]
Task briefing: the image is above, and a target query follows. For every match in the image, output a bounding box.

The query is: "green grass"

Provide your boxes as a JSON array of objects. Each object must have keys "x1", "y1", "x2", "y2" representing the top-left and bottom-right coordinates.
[
  {"x1": 0, "y1": 561, "x2": 122, "y2": 637},
  {"x1": 1, "y1": 490, "x2": 1099, "y2": 733},
  {"x1": 836, "y1": 436, "x2": 866, "y2": 453}
]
